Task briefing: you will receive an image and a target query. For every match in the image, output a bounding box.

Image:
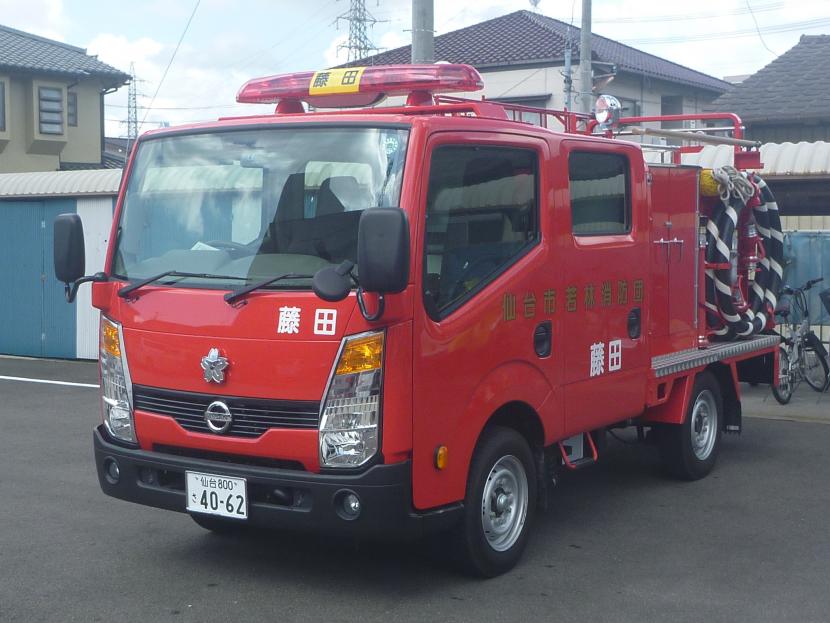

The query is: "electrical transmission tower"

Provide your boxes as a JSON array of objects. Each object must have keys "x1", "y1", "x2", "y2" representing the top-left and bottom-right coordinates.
[
  {"x1": 126, "y1": 62, "x2": 138, "y2": 156},
  {"x1": 336, "y1": 0, "x2": 382, "y2": 62}
]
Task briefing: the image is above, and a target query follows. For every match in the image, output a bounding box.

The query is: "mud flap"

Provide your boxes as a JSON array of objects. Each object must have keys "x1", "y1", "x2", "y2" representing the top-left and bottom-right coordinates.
[{"x1": 723, "y1": 395, "x2": 742, "y2": 434}]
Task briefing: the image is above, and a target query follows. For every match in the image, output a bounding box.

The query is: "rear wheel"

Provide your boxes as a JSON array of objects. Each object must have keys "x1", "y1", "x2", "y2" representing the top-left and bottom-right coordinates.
[
  {"x1": 453, "y1": 426, "x2": 536, "y2": 577},
  {"x1": 772, "y1": 346, "x2": 794, "y2": 405},
  {"x1": 803, "y1": 346, "x2": 829, "y2": 392},
  {"x1": 657, "y1": 371, "x2": 723, "y2": 480}
]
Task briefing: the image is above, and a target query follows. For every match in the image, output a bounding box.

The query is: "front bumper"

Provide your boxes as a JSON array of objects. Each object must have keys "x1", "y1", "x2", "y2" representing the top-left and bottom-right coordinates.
[{"x1": 93, "y1": 426, "x2": 460, "y2": 538}]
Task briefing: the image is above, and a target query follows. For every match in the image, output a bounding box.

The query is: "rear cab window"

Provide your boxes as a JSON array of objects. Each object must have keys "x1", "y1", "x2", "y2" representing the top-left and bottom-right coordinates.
[{"x1": 568, "y1": 151, "x2": 630, "y2": 236}]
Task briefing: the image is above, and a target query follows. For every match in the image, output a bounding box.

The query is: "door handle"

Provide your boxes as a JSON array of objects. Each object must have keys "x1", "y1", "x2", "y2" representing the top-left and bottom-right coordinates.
[
  {"x1": 653, "y1": 238, "x2": 684, "y2": 261},
  {"x1": 534, "y1": 321, "x2": 552, "y2": 358},
  {"x1": 627, "y1": 308, "x2": 642, "y2": 339}
]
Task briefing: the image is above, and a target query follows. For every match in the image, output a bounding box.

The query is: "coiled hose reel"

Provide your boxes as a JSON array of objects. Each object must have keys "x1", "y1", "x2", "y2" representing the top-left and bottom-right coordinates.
[{"x1": 702, "y1": 166, "x2": 784, "y2": 340}]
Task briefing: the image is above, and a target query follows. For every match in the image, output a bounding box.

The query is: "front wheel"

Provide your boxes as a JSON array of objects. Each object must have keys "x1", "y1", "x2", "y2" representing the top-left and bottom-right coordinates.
[
  {"x1": 453, "y1": 426, "x2": 536, "y2": 577},
  {"x1": 802, "y1": 346, "x2": 829, "y2": 392},
  {"x1": 657, "y1": 371, "x2": 723, "y2": 480},
  {"x1": 771, "y1": 346, "x2": 794, "y2": 404}
]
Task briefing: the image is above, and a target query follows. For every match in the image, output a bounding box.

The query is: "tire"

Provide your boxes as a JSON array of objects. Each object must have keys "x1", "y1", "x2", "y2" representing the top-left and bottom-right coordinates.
[
  {"x1": 453, "y1": 426, "x2": 536, "y2": 577},
  {"x1": 190, "y1": 513, "x2": 248, "y2": 536},
  {"x1": 803, "y1": 346, "x2": 829, "y2": 392},
  {"x1": 657, "y1": 371, "x2": 723, "y2": 481},
  {"x1": 771, "y1": 346, "x2": 794, "y2": 405}
]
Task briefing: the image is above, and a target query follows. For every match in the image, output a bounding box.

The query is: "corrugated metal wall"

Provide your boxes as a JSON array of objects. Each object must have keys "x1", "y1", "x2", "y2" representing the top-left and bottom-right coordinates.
[
  {"x1": 42, "y1": 200, "x2": 78, "y2": 358},
  {"x1": 0, "y1": 195, "x2": 113, "y2": 359},
  {"x1": 0, "y1": 199, "x2": 76, "y2": 357}
]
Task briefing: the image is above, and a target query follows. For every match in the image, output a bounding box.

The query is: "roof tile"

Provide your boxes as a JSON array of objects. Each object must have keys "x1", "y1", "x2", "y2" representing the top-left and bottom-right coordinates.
[
  {"x1": 0, "y1": 24, "x2": 129, "y2": 87},
  {"x1": 712, "y1": 35, "x2": 830, "y2": 122}
]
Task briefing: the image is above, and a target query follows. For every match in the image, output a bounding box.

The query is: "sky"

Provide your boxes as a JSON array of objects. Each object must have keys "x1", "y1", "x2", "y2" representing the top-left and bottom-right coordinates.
[{"x1": 1, "y1": 0, "x2": 828, "y2": 137}]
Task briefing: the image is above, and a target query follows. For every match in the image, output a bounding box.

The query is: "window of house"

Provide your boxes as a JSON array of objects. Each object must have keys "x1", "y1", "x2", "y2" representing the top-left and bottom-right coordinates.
[
  {"x1": 38, "y1": 86, "x2": 64, "y2": 135},
  {"x1": 67, "y1": 91, "x2": 78, "y2": 127},
  {"x1": 660, "y1": 95, "x2": 683, "y2": 128},
  {"x1": 423, "y1": 145, "x2": 539, "y2": 317},
  {"x1": 0, "y1": 80, "x2": 6, "y2": 132},
  {"x1": 569, "y1": 151, "x2": 630, "y2": 235},
  {"x1": 615, "y1": 96, "x2": 640, "y2": 118}
]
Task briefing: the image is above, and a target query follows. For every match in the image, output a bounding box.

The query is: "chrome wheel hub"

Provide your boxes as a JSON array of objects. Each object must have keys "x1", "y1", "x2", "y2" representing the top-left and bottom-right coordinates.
[
  {"x1": 481, "y1": 455, "x2": 528, "y2": 552},
  {"x1": 690, "y1": 389, "x2": 718, "y2": 461}
]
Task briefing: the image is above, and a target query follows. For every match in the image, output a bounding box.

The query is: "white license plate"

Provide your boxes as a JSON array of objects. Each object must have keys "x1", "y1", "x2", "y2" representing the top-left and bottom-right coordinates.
[{"x1": 186, "y1": 471, "x2": 248, "y2": 520}]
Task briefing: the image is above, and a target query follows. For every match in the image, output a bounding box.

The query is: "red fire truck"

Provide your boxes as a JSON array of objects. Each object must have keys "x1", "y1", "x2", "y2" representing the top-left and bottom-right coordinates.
[{"x1": 53, "y1": 64, "x2": 781, "y2": 577}]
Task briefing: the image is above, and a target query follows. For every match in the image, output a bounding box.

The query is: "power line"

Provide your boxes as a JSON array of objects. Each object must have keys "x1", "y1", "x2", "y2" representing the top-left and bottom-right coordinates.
[
  {"x1": 109, "y1": 102, "x2": 239, "y2": 110},
  {"x1": 140, "y1": 0, "x2": 201, "y2": 131},
  {"x1": 621, "y1": 16, "x2": 830, "y2": 45},
  {"x1": 745, "y1": 0, "x2": 780, "y2": 56},
  {"x1": 217, "y1": 0, "x2": 339, "y2": 71},
  {"x1": 592, "y1": 1, "x2": 784, "y2": 24}
]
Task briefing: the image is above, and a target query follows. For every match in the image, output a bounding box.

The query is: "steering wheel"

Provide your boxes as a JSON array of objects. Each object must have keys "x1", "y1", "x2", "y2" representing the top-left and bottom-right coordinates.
[{"x1": 449, "y1": 257, "x2": 501, "y2": 301}]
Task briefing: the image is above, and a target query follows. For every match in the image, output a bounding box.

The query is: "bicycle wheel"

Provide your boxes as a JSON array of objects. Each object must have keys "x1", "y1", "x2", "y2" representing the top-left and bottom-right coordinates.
[
  {"x1": 803, "y1": 346, "x2": 829, "y2": 392},
  {"x1": 772, "y1": 346, "x2": 795, "y2": 404}
]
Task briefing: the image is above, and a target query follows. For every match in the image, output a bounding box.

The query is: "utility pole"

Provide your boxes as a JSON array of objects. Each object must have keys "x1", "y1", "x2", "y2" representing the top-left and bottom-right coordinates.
[
  {"x1": 563, "y1": 27, "x2": 573, "y2": 109},
  {"x1": 125, "y1": 62, "x2": 138, "y2": 157},
  {"x1": 336, "y1": 0, "x2": 381, "y2": 62},
  {"x1": 411, "y1": 0, "x2": 434, "y2": 63},
  {"x1": 579, "y1": 0, "x2": 592, "y2": 113}
]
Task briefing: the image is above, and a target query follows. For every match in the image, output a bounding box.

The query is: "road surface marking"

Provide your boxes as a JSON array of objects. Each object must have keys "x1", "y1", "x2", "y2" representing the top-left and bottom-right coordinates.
[{"x1": 0, "y1": 375, "x2": 99, "y2": 388}]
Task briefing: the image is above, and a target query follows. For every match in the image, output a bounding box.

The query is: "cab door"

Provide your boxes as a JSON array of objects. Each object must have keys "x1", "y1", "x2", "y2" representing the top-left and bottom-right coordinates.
[
  {"x1": 556, "y1": 141, "x2": 650, "y2": 436},
  {"x1": 410, "y1": 130, "x2": 562, "y2": 510}
]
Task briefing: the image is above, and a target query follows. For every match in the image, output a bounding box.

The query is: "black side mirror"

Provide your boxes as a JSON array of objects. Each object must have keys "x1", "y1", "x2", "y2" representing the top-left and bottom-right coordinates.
[
  {"x1": 357, "y1": 208, "x2": 409, "y2": 294},
  {"x1": 312, "y1": 261, "x2": 354, "y2": 302},
  {"x1": 54, "y1": 214, "x2": 85, "y2": 284},
  {"x1": 53, "y1": 214, "x2": 107, "y2": 303}
]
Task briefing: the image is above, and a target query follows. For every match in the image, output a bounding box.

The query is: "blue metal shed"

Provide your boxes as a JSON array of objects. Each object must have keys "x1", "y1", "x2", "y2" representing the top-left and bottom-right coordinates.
[{"x1": 0, "y1": 169, "x2": 120, "y2": 359}]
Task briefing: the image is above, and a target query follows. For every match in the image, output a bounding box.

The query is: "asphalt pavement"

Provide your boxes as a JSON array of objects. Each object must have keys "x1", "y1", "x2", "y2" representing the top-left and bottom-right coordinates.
[{"x1": 0, "y1": 357, "x2": 828, "y2": 623}]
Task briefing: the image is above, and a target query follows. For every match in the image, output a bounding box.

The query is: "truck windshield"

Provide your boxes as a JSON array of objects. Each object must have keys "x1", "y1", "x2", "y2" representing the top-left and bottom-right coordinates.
[{"x1": 112, "y1": 126, "x2": 409, "y2": 290}]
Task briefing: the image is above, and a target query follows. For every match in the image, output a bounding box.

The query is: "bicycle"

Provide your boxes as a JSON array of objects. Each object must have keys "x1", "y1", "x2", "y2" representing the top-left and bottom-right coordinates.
[{"x1": 771, "y1": 277, "x2": 829, "y2": 404}]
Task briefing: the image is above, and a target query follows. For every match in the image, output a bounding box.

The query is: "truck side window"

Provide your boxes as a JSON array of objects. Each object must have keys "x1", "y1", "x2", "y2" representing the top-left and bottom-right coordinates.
[
  {"x1": 568, "y1": 151, "x2": 630, "y2": 235},
  {"x1": 424, "y1": 145, "x2": 538, "y2": 318}
]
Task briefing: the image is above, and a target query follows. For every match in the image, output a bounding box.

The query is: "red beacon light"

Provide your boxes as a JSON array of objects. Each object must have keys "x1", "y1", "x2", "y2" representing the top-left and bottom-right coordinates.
[{"x1": 236, "y1": 63, "x2": 484, "y2": 112}]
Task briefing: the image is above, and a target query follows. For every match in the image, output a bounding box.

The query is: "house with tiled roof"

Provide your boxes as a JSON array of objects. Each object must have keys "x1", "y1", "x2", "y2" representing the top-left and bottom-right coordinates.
[
  {"x1": 0, "y1": 24, "x2": 130, "y2": 173},
  {"x1": 345, "y1": 10, "x2": 731, "y2": 126},
  {"x1": 711, "y1": 35, "x2": 830, "y2": 144}
]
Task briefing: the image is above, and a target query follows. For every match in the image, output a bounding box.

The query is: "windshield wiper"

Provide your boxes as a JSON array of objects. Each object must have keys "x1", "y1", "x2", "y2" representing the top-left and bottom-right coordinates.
[
  {"x1": 224, "y1": 273, "x2": 313, "y2": 305},
  {"x1": 118, "y1": 271, "x2": 243, "y2": 299}
]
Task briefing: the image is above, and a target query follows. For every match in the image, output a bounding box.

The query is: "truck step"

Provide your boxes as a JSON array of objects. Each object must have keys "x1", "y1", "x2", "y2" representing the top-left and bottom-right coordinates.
[{"x1": 558, "y1": 433, "x2": 599, "y2": 470}]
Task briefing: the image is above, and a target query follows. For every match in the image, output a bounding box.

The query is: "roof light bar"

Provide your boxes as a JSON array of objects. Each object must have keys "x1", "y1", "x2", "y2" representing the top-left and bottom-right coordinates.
[{"x1": 236, "y1": 64, "x2": 484, "y2": 110}]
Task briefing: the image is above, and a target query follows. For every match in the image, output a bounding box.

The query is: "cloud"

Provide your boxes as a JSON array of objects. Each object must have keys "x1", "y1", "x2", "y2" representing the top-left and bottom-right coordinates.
[
  {"x1": 0, "y1": 0, "x2": 67, "y2": 41},
  {"x1": 90, "y1": 31, "x2": 274, "y2": 137},
  {"x1": 323, "y1": 33, "x2": 349, "y2": 67},
  {"x1": 87, "y1": 33, "x2": 164, "y2": 79}
]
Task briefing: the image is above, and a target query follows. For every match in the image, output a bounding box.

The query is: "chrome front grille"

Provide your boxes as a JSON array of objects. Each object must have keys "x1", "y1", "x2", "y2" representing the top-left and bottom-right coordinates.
[{"x1": 133, "y1": 385, "x2": 320, "y2": 438}]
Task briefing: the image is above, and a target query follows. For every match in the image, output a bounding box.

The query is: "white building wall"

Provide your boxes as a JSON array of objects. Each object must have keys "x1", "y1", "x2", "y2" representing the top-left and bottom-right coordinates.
[{"x1": 75, "y1": 196, "x2": 113, "y2": 359}]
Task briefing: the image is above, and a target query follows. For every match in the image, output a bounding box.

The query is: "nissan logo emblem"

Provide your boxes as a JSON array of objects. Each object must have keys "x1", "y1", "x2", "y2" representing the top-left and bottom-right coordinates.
[{"x1": 204, "y1": 400, "x2": 233, "y2": 434}]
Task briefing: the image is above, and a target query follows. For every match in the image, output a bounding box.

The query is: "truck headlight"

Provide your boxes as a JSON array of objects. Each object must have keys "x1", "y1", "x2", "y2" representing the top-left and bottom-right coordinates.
[
  {"x1": 319, "y1": 331, "x2": 384, "y2": 468},
  {"x1": 100, "y1": 317, "x2": 135, "y2": 444}
]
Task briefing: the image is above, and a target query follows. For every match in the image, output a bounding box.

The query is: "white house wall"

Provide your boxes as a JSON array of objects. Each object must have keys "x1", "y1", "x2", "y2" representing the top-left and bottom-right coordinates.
[{"x1": 75, "y1": 196, "x2": 113, "y2": 359}]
